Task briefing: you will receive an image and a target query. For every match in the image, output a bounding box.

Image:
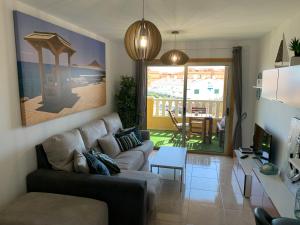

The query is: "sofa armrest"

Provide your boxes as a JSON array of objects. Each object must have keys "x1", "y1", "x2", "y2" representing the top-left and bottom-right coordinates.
[
  {"x1": 140, "y1": 130, "x2": 150, "y2": 141},
  {"x1": 27, "y1": 169, "x2": 147, "y2": 225}
]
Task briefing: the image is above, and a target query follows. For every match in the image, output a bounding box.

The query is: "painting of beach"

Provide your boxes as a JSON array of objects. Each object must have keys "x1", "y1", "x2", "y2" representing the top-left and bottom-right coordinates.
[{"x1": 13, "y1": 11, "x2": 106, "y2": 126}]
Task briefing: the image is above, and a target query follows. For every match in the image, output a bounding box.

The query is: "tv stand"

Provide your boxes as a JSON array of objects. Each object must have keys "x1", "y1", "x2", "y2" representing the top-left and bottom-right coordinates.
[
  {"x1": 233, "y1": 150, "x2": 261, "y2": 197},
  {"x1": 233, "y1": 150, "x2": 295, "y2": 218}
]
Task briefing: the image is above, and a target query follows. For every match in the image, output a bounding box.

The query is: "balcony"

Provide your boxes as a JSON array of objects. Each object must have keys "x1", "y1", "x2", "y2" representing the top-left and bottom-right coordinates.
[{"x1": 147, "y1": 97, "x2": 224, "y2": 152}]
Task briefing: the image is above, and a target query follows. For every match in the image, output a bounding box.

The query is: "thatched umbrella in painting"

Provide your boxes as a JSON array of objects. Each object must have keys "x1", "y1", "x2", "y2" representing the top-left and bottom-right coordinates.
[{"x1": 24, "y1": 32, "x2": 76, "y2": 104}]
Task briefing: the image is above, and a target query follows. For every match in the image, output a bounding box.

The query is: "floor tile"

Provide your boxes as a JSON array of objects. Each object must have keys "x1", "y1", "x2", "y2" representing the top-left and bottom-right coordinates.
[
  {"x1": 187, "y1": 205, "x2": 226, "y2": 225},
  {"x1": 192, "y1": 167, "x2": 218, "y2": 179},
  {"x1": 189, "y1": 189, "x2": 223, "y2": 208},
  {"x1": 190, "y1": 177, "x2": 220, "y2": 192},
  {"x1": 224, "y1": 209, "x2": 256, "y2": 225},
  {"x1": 151, "y1": 153, "x2": 254, "y2": 225},
  {"x1": 221, "y1": 191, "x2": 251, "y2": 211}
]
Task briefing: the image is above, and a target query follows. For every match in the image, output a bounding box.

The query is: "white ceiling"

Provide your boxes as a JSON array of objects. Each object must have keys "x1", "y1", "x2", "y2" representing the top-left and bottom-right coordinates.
[{"x1": 18, "y1": 0, "x2": 300, "y2": 41}]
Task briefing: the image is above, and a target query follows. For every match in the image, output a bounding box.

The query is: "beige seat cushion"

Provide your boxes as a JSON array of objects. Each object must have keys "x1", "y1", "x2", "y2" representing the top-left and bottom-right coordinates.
[
  {"x1": 130, "y1": 140, "x2": 153, "y2": 159},
  {"x1": 0, "y1": 192, "x2": 108, "y2": 225},
  {"x1": 98, "y1": 134, "x2": 121, "y2": 158},
  {"x1": 79, "y1": 120, "x2": 108, "y2": 149},
  {"x1": 102, "y1": 112, "x2": 123, "y2": 134},
  {"x1": 114, "y1": 170, "x2": 161, "y2": 211},
  {"x1": 42, "y1": 129, "x2": 86, "y2": 172},
  {"x1": 114, "y1": 150, "x2": 144, "y2": 170}
]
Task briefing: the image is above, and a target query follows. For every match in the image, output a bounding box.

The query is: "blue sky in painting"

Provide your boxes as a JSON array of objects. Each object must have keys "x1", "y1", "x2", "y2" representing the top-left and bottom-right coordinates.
[{"x1": 14, "y1": 11, "x2": 105, "y2": 68}]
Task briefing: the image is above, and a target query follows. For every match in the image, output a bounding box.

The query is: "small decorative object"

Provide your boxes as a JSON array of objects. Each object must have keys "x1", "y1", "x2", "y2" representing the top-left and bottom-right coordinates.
[
  {"x1": 259, "y1": 163, "x2": 279, "y2": 175},
  {"x1": 124, "y1": 0, "x2": 162, "y2": 61},
  {"x1": 295, "y1": 188, "x2": 300, "y2": 218},
  {"x1": 160, "y1": 31, "x2": 189, "y2": 65},
  {"x1": 253, "y1": 73, "x2": 262, "y2": 100},
  {"x1": 14, "y1": 11, "x2": 106, "y2": 126},
  {"x1": 116, "y1": 76, "x2": 137, "y2": 128},
  {"x1": 275, "y1": 33, "x2": 289, "y2": 68},
  {"x1": 289, "y1": 37, "x2": 300, "y2": 66}
]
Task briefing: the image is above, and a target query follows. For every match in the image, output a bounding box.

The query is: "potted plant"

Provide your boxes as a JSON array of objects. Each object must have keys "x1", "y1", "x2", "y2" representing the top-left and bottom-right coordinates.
[
  {"x1": 289, "y1": 37, "x2": 300, "y2": 66},
  {"x1": 115, "y1": 76, "x2": 137, "y2": 128}
]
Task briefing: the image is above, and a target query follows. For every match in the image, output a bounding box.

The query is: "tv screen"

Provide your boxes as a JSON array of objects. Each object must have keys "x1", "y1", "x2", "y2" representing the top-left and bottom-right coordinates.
[{"x1": 253, "y1": 124, "x2": 272, "y2": 163}]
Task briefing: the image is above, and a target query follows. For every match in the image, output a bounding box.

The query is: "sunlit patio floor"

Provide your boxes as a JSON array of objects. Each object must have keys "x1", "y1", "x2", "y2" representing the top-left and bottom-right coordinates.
[{"x1": 150, "y1": 130, "x2": 223, "y2": 153}]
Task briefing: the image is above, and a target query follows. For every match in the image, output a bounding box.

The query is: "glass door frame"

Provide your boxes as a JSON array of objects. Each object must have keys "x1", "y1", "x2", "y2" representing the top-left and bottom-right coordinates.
[{"x1": 147, "y1": 58, "x2": 234, "y2": 155}]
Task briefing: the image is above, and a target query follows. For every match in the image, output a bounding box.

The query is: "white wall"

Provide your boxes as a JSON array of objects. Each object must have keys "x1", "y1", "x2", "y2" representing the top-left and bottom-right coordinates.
[
  {"x1": 160, "y1": 39, "x2": 259, "y2": 147},
  {"x1": 0, "y1": 0, "x2": 132, "y2": 209},
  {"x1": 255, "y1": 13, "x2": 300, "y2": 169}
]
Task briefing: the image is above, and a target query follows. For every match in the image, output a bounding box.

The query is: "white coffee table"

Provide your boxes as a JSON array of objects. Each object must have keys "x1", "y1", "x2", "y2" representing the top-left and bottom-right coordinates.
[{"x1": 150, "y1": 146, "x2": 187, "y2": 191}]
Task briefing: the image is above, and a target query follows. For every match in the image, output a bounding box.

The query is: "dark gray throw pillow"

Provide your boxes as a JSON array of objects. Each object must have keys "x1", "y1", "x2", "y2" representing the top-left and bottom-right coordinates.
[
  {"x1": 90, "y1": 149, "x2": 120, "y2": 174},
  {"x1": 83, "y1": 152, "x2": 110, "y2": 176},
  {"x1": 115, "y1": 132, "x2": 142, "y2": 151},
  {"x1": 116, "y1": 127, "x2": 143, "y2": 142}
]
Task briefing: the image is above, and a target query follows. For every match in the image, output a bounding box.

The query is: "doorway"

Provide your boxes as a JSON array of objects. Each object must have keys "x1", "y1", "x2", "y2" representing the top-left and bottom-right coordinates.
[{"x1": 146, "y1": 63, "x2": 233, "y2": 154}]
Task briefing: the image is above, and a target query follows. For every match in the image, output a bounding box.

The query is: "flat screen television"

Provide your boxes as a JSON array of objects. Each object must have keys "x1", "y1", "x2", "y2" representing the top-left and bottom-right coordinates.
[{"x1": 253, "y1": 124, "x2": 273, "y2": 163}]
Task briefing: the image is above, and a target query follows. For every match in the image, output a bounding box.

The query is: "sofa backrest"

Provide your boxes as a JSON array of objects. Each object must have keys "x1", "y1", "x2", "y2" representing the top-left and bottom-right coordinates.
[
  {"x1": 35, "y1": 113, "x2": 121, "y2": 170},
  {"x1": 102, "y1": 112, "x2": 123, "y2": 134},
  {"x1": 78, "y1": 120, "x2": 108, "y2": 149}
]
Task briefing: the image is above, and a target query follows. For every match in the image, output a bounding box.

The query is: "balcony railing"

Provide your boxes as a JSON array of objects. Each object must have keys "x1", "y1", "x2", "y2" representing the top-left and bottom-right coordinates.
[{"x1": 151, "y1": 98, "x2": 223, "y2": 119}]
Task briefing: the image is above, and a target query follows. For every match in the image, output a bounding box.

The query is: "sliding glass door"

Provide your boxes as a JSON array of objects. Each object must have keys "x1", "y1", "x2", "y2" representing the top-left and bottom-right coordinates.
[
  {"x1": 147, "y1": 66, "x2": 185, "y2": 149},
  {"x1": 146, "y1": 64, "x2": 231, "y2": 154}
]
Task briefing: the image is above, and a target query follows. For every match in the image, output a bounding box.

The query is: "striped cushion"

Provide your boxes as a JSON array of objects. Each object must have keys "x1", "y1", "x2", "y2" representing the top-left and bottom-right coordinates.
[
  {"x1": 115, "y1": 132, "x2": 142, "y2": 151},
  {"x1": 90, "y1": 149, "x2": 120, "y2": 174}
]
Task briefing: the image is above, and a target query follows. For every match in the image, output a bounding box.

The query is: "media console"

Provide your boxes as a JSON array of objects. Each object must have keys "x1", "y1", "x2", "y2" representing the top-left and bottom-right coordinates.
[{"x1": 233, "y1": 150, "x2": 295, "y2": 218}]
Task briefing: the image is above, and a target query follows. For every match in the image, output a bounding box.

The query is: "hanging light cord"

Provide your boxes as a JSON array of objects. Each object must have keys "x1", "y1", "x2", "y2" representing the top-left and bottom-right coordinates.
[{"x1": 142, "y1": 0, "x2": 145, "y2": 19}]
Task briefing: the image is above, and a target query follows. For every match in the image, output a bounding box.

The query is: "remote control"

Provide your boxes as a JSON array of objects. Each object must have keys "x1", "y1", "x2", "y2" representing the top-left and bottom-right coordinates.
[{"x1": 240, "y1": 155, "x2": 248, "y2": 159}]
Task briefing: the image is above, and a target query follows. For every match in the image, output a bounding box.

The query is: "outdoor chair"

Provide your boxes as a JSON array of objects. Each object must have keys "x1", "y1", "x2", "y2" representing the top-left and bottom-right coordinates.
[
  {"x1": 167, "y1": 110, "x2": 189, "y2": 142},
  {"x1": 189, "y1": 107, "x2": 207, "y2": 141}
]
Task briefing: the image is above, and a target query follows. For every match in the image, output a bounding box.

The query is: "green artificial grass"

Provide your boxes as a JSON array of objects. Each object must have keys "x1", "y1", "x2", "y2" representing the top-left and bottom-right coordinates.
[{"x1": 150, "y1": 130, "x2": 223, "y2": 153}]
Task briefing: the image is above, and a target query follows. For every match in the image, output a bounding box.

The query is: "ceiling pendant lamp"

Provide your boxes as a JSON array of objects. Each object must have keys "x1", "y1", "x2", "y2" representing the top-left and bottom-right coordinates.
[
  {"x1": 124, "y1": 0, "x2": 162, "y2": 61},
  {"x1": 160, "y1": 31, "x2": 189, "y2": 65}
]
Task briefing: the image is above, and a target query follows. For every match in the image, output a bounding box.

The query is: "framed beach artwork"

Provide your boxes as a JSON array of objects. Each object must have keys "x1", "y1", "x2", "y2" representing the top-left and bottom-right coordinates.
[{"x1": 13, "y1": 11, "x2": 106, "y2": 126}]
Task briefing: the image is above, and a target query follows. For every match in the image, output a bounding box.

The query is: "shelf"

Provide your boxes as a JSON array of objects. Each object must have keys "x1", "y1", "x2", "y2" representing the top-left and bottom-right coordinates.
[
  {"x1": 289, "y1": 158, "x2": 300, "y2": 171},
  {"x1": 253, "y1": 86, "x2": 262, "y2": 89}
]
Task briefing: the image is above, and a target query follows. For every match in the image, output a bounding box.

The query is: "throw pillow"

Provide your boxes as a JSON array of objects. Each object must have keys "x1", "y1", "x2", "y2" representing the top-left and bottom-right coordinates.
[
  {"x1": 115, "y1": 132, "x2": 142, "y2": 152},
  {"x1": 73, "y1": 150, "x2": 89, "y2": 174},
  {"x1": 83, "y1": 152, "x2": 110, "y2": 175},
  {"x1": 97, "y1": 134, "x2": 121, "y2": 158},
  {"x1": 90, "y1": 149, "x2": 120, "y2": 174},
  {"x1": 42, "y1": 129, "x2": 86, "y2": 172},
  {"x1": 116, "y1": 127, "x2": 143, "y2": 142}
]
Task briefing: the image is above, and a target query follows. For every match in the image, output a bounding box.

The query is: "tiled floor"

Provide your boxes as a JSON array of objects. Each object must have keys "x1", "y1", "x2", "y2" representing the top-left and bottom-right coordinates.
[{"x1": 149, "y1": 153, "x2": 256, "y2": 225}]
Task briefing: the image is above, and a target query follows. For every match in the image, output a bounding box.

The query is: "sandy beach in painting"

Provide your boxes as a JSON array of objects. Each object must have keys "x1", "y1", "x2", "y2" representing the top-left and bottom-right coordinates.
[{"x1": 21, "y1": 83, "x2": 106, "y2": 126}]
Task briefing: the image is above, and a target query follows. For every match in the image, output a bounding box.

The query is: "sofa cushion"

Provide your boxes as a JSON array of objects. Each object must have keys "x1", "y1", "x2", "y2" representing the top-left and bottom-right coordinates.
[
  {"x1": 79, "y1": 120, "x2": 108, "y2": 149},
  {"x1": 74, "y1": 150, "x2": 89, "y2": 174},
  {"x1": 116, "y1": 127, "x2": 143, "y2": 142},
  {"x1": 90, "y1": 150, "x2": 121, "y2": 174},
  {"x1": 42, "y1": 129, "x2": 85, "y2": 172},
  {"x1": 114, "y1": 150, "x2": 144, "y2": 170},
  {"x1": 84, "y1": 152, "x2": 110, "y2": 176},
  {"x1": 115, "y1": 132, "x2": 142, "y2": 152},
  {"x1": 0, "y1": 192, "x2": 108, "y2": 225},
  {"x1": 131, "y1": 140, "x2": 153, "y2": 159},
  {"x1": 102, "y1": 112, "x2": 123, "y2": 134},
  {"x1": 114, "y1": 170, "x2": 161, "y2": 211},
  {"x1": 98, "y1": 134, "x2": 121, "y2": 158}
]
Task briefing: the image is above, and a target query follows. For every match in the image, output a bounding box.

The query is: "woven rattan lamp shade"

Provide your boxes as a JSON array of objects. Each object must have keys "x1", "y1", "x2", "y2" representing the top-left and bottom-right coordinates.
[
  {"x1": 124, "y1": 20, "x2": 162, "y2": 61},
  {"x1": 160, "y1": 49, "x2": 189, "y2": 65}
]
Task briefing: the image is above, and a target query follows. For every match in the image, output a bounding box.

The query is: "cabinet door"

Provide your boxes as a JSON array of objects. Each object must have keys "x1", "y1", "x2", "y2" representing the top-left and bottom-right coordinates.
[
  {"x1": 261, "y1": 69, "x2": 279, "y2": 101},
  {"x1": 262, "y1": 191, "x2": 280, "y2": 217},
  {"x1": 250, "y1": 171, "x2": 263, "y2": 209},
  {"x1": 277, "y1": 66, "x2": 300, "y2": 107}
]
